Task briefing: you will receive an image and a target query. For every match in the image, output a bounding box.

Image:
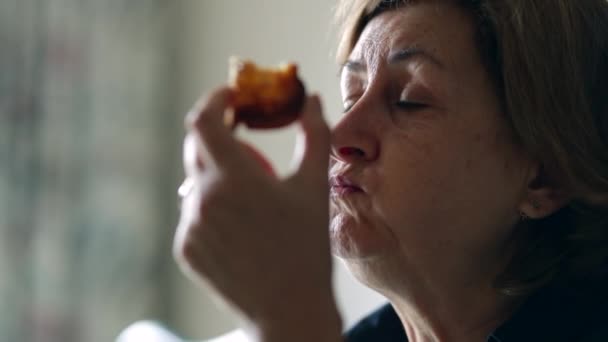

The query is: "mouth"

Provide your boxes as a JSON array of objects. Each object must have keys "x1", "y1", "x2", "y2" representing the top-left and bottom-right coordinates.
[{"x1": 329, "y1": 175, "x2": 364, "y2": 197}]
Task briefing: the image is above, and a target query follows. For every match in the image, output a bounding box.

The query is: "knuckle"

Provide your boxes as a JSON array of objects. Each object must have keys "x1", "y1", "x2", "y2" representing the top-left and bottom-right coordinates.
[
  {"x1": 180, "y1": 239, "x2": 199, "y2": 264},
  {"x1": 173, "y1": 225, "x2": 202, "y2": 268}
]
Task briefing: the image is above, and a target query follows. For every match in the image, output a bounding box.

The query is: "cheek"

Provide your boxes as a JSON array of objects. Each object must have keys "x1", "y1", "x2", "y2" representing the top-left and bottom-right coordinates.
[
  {"x1": 372, "y1": 136, "x2": 445, "y2": 229},
  {"x1": 460, "y1": 129, "x2": 527, "y2": 194},
  {"x1": 372, "y1": 127, "x2": 514, "y2": 234},
  {"x1": 423, "y1": 130, "x2": 525, "y2": 232}
]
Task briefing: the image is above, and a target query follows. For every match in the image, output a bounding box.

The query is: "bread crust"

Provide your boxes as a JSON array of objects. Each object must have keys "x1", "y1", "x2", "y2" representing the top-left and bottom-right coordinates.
[{"x1": 229, "y1": 58, "x2": 306, "y2": 129}]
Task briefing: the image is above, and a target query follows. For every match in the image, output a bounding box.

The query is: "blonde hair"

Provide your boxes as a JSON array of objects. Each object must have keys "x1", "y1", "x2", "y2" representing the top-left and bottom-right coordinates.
[{"x1": 334, "y1": 0, "x2": 608, "y2": 296}]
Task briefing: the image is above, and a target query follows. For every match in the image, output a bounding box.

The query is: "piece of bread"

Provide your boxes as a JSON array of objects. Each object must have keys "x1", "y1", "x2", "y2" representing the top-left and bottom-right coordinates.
[{"x1": 228, "y1": 58, "x2": 306, "y2": 129}]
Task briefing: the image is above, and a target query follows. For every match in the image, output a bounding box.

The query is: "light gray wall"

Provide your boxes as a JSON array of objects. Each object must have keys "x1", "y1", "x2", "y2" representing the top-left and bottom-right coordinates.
[{"x1": 172, "y1": 1, "x2": 386, "y2": 339}]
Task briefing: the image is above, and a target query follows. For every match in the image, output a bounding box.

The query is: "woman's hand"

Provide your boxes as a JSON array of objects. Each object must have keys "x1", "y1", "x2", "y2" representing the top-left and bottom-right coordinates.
[{"x1": 173, "y1": 87, "x2": 342, "y2": 341}]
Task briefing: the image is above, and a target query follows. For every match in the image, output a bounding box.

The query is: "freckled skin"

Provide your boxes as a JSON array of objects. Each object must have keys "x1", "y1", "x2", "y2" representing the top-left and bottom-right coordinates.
[{"x1": 330, "y1": 2, "x2": 532, "y2": 300}]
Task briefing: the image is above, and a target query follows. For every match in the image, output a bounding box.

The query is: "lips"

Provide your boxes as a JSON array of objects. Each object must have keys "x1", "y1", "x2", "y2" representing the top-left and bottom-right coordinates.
[{"x1": 329, "y1": 175, "x2": 364, "y2": 196}]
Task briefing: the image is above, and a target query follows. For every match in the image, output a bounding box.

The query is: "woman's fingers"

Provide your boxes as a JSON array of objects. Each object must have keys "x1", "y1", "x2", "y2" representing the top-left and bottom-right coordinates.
[
  {"x1": 180, "y1": 87, "x2": 278, "y2": 199},
  {"x1": 183, "y1": 133, "x2": 204, "y2": 176},
  {"x1": 174, "y1": 89, "x2": 337, "y2": 329},
  {"x1": 187, "y1": 87, "x2": 249, "y2": 173},
  {"x1": 290, "y1": 95, "x2": 331, "y2": 188},
  {"x1": 182, "y1": 88, "x2": 328, "y2": 194}
]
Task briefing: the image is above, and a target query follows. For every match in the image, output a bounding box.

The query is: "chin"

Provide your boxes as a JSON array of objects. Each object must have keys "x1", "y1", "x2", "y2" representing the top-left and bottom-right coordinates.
[{"x1": 329, "y1": 211, "x2": 390, "y2": 260}]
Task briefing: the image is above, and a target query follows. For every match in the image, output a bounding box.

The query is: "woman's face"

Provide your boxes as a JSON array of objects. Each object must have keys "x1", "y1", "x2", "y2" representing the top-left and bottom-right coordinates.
[{"x1": 330, "y1": 3, "x2": 532, "y2": 271}]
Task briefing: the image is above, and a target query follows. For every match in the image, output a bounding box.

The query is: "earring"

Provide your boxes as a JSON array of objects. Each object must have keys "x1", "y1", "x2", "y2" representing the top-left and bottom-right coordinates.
[{"x1": 519, "y1": 211, "x2": 529, "y2": 221}]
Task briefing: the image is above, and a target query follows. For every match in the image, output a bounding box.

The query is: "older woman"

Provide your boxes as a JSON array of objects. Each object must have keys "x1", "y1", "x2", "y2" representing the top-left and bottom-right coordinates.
[{"x1": 174, "y1": 0, "x2": 608, "y2": 341}]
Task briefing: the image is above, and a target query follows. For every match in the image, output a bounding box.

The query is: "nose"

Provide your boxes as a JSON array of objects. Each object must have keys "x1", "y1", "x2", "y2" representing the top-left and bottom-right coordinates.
[{"x1": 330, "y1": 96, "x2": 381, "y2": 165}]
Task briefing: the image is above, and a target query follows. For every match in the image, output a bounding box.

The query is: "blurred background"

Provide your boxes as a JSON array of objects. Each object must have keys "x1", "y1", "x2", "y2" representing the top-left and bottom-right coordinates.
[{"x1": 1, "y1": 1, "x2": 386, "y2": 341}]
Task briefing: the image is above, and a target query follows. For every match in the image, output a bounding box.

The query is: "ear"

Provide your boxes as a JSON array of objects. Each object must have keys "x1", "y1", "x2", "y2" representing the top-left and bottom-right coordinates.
[{"x1": 519, "y1": 163, "x2": 570, "y2": 219}]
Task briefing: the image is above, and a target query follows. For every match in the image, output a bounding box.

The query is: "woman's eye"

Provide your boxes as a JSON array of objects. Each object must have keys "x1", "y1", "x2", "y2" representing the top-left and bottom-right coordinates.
[
  {"x1": 343, "y1": 100, "x2": 427, "y2": 113},
  {"x1": 395, "y1": 101, "x2": 428, "y2": 111}
]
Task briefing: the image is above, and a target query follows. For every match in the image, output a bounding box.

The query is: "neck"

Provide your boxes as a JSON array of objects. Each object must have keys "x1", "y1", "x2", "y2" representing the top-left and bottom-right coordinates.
[
  {"x1": 345, "y1": 252, "x2": 523, "y2": 342},
  {"x1": 388, "y1": 282, "x2": 520, "y2": 342}
]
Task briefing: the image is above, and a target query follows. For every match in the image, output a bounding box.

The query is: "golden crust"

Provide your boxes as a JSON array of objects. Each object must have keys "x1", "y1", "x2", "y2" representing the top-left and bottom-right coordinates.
[{"x1": 229, "y1": 58, "x2": 306, "y2": 129}]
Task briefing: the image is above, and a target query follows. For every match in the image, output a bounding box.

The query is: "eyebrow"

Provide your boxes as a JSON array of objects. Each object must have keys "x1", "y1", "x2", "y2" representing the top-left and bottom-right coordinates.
[
  {"x1": 388, "y1": 47, "x2": 445, "y2": 68},
  {"x1": 341, "y1": 46, "x2": 444, "y2": 73}
]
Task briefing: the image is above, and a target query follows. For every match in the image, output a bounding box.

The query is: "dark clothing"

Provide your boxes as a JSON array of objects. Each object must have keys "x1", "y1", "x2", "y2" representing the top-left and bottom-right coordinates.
[
  {"x1": 345, "y1": 268, "x2": 608, "y2": 342},
  {"x1": 344, "y1": 303, "x2": 406, "y2": 342}
]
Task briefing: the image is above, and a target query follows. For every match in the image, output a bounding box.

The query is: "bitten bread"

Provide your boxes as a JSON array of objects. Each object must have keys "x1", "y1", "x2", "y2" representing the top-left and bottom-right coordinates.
[{"x1": 228, "y1": 58, "x2": 306, "y2": 129}]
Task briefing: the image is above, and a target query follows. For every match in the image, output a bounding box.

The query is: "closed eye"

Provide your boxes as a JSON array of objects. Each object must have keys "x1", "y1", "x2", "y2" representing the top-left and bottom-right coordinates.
[
  {"x1": 343, "y1": 100, "x2": 427, "y2": 114},
  {"x1": 395, "y1": 101, "x2": 428, "y2": 111}
]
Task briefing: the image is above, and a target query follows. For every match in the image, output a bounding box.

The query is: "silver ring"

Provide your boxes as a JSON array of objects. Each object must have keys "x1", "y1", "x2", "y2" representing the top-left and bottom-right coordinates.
[{"x1": 178, "y1": 178, "x2": 195, "y2": 198}]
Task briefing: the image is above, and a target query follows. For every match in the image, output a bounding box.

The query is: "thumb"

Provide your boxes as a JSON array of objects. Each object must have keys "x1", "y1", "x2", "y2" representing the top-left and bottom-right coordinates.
[{"x1": 290, "y1": 95, "x2": 331, "y2": 187}]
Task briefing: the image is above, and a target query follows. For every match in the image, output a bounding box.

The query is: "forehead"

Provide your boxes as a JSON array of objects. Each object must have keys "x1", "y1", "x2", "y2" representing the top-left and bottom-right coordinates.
[{"x1": 349, "y1": 3, "x2": 475, "y2": 69}]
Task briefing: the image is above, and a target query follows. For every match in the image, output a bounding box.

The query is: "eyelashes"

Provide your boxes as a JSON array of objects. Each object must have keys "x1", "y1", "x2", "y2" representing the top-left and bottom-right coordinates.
[
  {"x1": 394, "y1": 100, "x2": 428, "y2": 111},
  {"x1": 342, "y1": 99, "x2": 428, "y2": 113}
]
